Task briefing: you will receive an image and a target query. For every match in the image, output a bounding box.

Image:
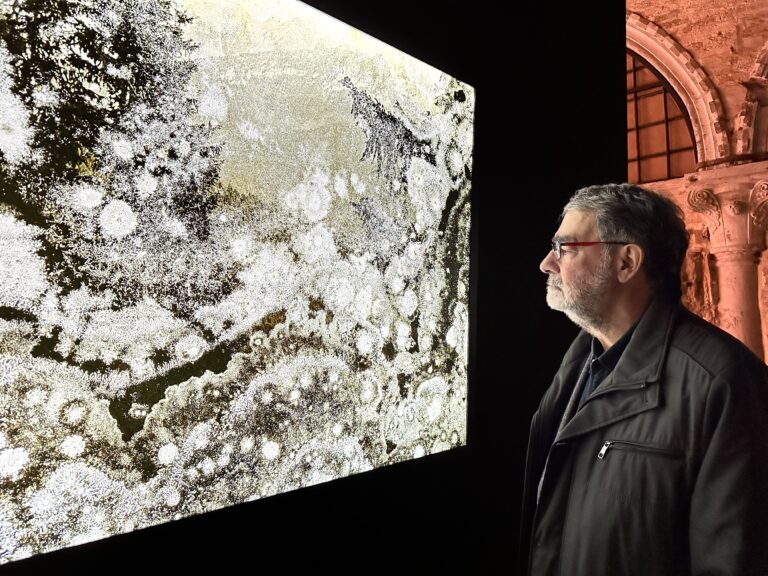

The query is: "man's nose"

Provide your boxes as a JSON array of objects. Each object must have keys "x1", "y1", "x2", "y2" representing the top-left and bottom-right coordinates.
[{"x1": 539, "y1": 249, "x2": 559, "y2": 275}]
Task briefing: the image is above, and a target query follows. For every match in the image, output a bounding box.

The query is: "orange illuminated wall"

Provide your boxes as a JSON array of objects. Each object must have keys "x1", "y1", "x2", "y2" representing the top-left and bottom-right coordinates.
[{"x1": 626, "y1": 6, "x2": 768, "y2": 362}]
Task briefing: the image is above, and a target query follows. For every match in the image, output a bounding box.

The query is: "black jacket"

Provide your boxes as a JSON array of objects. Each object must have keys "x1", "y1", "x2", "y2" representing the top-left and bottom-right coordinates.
[{"x1": 520, "y1": 298, "x2": 768, "y2": 575}]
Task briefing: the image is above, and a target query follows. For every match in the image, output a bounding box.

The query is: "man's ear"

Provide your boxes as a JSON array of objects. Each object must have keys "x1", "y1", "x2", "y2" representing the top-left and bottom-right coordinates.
[{"x1": 616, "y1": 243, "x2": 644, "y2": 284}]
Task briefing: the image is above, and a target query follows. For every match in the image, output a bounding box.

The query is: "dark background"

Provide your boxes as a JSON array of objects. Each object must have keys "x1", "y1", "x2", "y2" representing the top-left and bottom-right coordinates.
[{"x1": 3, "y1": 3, "x2": 627, "y2": 574}]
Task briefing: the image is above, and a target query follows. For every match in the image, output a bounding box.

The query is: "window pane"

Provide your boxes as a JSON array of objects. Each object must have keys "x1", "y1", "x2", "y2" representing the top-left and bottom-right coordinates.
[
  {"x1": 668, "y1": 117, "x2": 694, "y2": 151},
  {"x1": 627, "y1": 98, "x2": 636, "y2": 127},
  {"x1": 628, "y1": 130, "x2": 638, "y2": 160},
  {"x1": 670, "y1": 149, "x2": 696, "y2": 177},
  {"x1": 640, "y1": 156, "x2": 668, "y2": 182},
  {"x1": 638, "y1": 124, "x2": 667, "y2": 156},
  {"x1": 626, "y1": 51, "x2": 697, "y2": 184},
  {"x1": 635, "y1": 66, "x2": 658, "y2": 88},
  {"x1": 637, "y1": 90, "x2": 665, "y2": 125},
  {"x1": 666, "y1": 93, "x2": 683, "y2": 119}
]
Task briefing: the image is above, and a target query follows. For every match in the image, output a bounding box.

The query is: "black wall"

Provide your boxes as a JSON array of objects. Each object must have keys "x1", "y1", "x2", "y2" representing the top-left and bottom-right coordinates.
[{"x1": 4, "y1": 3, "x2": 627, "y2": 574}]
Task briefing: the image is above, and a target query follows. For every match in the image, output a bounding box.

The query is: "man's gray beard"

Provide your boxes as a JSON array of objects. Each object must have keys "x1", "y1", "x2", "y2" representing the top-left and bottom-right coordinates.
[
  {"x1": 545, "y1": 264, "x2": 611, "y2": 335},
  {"x1": 563, "y1": 306, "x2": 608, "y2": 335}
]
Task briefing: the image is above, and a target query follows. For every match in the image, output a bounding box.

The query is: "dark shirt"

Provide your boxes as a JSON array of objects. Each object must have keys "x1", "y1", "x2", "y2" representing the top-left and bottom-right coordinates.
[{"x1": 577, "y1": 323, "x2": 638, "y2": 411}]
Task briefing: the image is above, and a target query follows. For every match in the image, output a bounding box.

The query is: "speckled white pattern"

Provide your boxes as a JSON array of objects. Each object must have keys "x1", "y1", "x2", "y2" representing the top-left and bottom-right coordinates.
[{"x1": 0, "y1": 0, "x2": 472, "y2": 564}]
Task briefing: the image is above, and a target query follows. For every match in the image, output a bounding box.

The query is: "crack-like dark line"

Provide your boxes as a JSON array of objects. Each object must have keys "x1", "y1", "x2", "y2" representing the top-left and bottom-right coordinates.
[
  {"x1": 25, "y1": 305, "x2": 286, "y2": 442},
  {"x1": 109, "y1": 309, "x2": 286, "y2": 441},
  {"x1": 0, "y1": 306, "x2": 38, "y2": 324}
]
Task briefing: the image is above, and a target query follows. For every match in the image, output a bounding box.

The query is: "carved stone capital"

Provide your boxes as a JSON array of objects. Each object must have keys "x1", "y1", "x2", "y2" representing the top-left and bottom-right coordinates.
[
  {"x1": 687, "y1": 187, "x2": 722, "y2": 234},
  {"x1": 686, "y1": 183, "x2": 766, "y2": 251},
  {"x1": 749, "y1": 180, "x2": 768, "y2": 232},
  {"x1": 726, "y1": 199, "x2": 747, "y2": 216}
]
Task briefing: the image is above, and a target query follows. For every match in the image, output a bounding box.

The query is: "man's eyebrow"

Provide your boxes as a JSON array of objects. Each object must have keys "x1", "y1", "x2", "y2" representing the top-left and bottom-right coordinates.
[{"x1": 552, "y1": 234, "x2": 576, "y2": 243}]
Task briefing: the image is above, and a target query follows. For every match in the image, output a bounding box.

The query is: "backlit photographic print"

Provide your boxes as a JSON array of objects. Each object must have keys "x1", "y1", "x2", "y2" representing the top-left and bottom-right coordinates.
[{"x1": 0, "y1": 0, "x2": 474, "y2": 562}]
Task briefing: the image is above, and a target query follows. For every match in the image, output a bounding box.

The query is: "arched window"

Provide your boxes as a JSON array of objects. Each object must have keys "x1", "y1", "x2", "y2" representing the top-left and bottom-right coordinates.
[{"x1": 627, "y1": 51, "x2": 697, "y2": 183}]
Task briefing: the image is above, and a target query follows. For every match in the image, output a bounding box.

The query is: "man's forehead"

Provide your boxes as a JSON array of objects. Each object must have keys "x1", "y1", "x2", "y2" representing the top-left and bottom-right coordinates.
[{"x1": 554, "y1": 210, "x2": 597, "y2": 238}]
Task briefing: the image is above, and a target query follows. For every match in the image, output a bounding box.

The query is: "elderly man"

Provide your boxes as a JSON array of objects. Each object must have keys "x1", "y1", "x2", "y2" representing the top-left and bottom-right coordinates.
[{"x1": 519, "y1": 183, "x2": 768, "y2": 575}]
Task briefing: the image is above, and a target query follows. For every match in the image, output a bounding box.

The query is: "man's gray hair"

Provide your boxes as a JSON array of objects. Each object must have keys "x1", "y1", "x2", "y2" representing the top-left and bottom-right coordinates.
[{"x1": 564, "y1": 183, "x2": 689, "y2": 299}]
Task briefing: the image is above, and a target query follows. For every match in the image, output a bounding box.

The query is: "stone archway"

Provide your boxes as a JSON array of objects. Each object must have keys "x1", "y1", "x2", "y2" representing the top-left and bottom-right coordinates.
[
  {"x1": 626, "y1": 11, "x2": 730, "y2": 165},
  {"x1": 734, "y1": 39, "x2": 768, "y2": 155}
]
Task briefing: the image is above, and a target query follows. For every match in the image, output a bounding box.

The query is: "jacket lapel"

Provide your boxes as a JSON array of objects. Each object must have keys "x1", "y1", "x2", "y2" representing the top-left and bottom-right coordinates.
[
  {"x1": 535, "y1": 333, "x2": 592, "y2": 440},
  {"x1": 555, "y1": 297, "x2": 680, "y2": 443},
  {"x1": 556, "y1": 380, "x2": 660, "y2": 441}
]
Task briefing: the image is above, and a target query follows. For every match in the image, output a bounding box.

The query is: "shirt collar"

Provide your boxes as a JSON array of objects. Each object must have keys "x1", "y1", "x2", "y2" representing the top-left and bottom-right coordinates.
[{"x1": 590, "y1": 320, "x2": 639, "y2": 372}]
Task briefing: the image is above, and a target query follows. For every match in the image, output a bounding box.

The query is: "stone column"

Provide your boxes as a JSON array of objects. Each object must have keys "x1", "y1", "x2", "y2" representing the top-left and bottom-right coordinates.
[
  {"x1": 687, "y1": 179, "x2": 767, "y2": 359},
  {"x1": 752, "y1": 182, "x2": 768, "y2": 358}
]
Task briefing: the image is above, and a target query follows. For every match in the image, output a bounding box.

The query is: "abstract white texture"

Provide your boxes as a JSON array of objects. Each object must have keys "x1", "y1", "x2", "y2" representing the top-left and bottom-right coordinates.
[{"x1": 0, "y1": 0, "x2": 473, "y2": 565}]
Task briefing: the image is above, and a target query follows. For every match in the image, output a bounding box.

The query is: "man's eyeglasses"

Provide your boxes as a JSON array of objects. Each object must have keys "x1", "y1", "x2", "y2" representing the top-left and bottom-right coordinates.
[{"x1": 550, "y1": 240, "x2": 628, "y2": 260}]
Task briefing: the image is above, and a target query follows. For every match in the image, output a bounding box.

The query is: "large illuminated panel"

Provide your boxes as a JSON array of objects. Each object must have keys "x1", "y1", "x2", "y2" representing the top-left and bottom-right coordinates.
[{"x1": 0, "y1": 0, "x2": 473, "y2": 563}]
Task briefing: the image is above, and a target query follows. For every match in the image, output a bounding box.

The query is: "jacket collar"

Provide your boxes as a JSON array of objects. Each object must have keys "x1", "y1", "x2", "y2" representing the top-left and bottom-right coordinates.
[
  {"x1": 603, "y1": 296, "x2": 680, "y2": 386},
  {"x1": 554, "y1": 296, "x2": 681, "y2": 442}
]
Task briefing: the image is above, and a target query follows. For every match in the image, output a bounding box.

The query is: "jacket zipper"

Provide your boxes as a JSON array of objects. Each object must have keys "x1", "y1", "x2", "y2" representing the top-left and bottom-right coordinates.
[{"x1": 597, "y1": 439, "x2": 682, "y2": 460}]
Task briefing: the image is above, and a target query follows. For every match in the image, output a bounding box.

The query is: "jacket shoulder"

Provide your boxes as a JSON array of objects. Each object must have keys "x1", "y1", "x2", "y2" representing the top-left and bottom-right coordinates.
[{"x1": 668, "y1": 307, "x2": 766, "y2": 377}]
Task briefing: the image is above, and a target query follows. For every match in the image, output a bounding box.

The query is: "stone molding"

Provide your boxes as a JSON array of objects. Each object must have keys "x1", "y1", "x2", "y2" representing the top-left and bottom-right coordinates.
[{"x1": 735, "y1": 41, "x2": 768, "y2": 154}]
